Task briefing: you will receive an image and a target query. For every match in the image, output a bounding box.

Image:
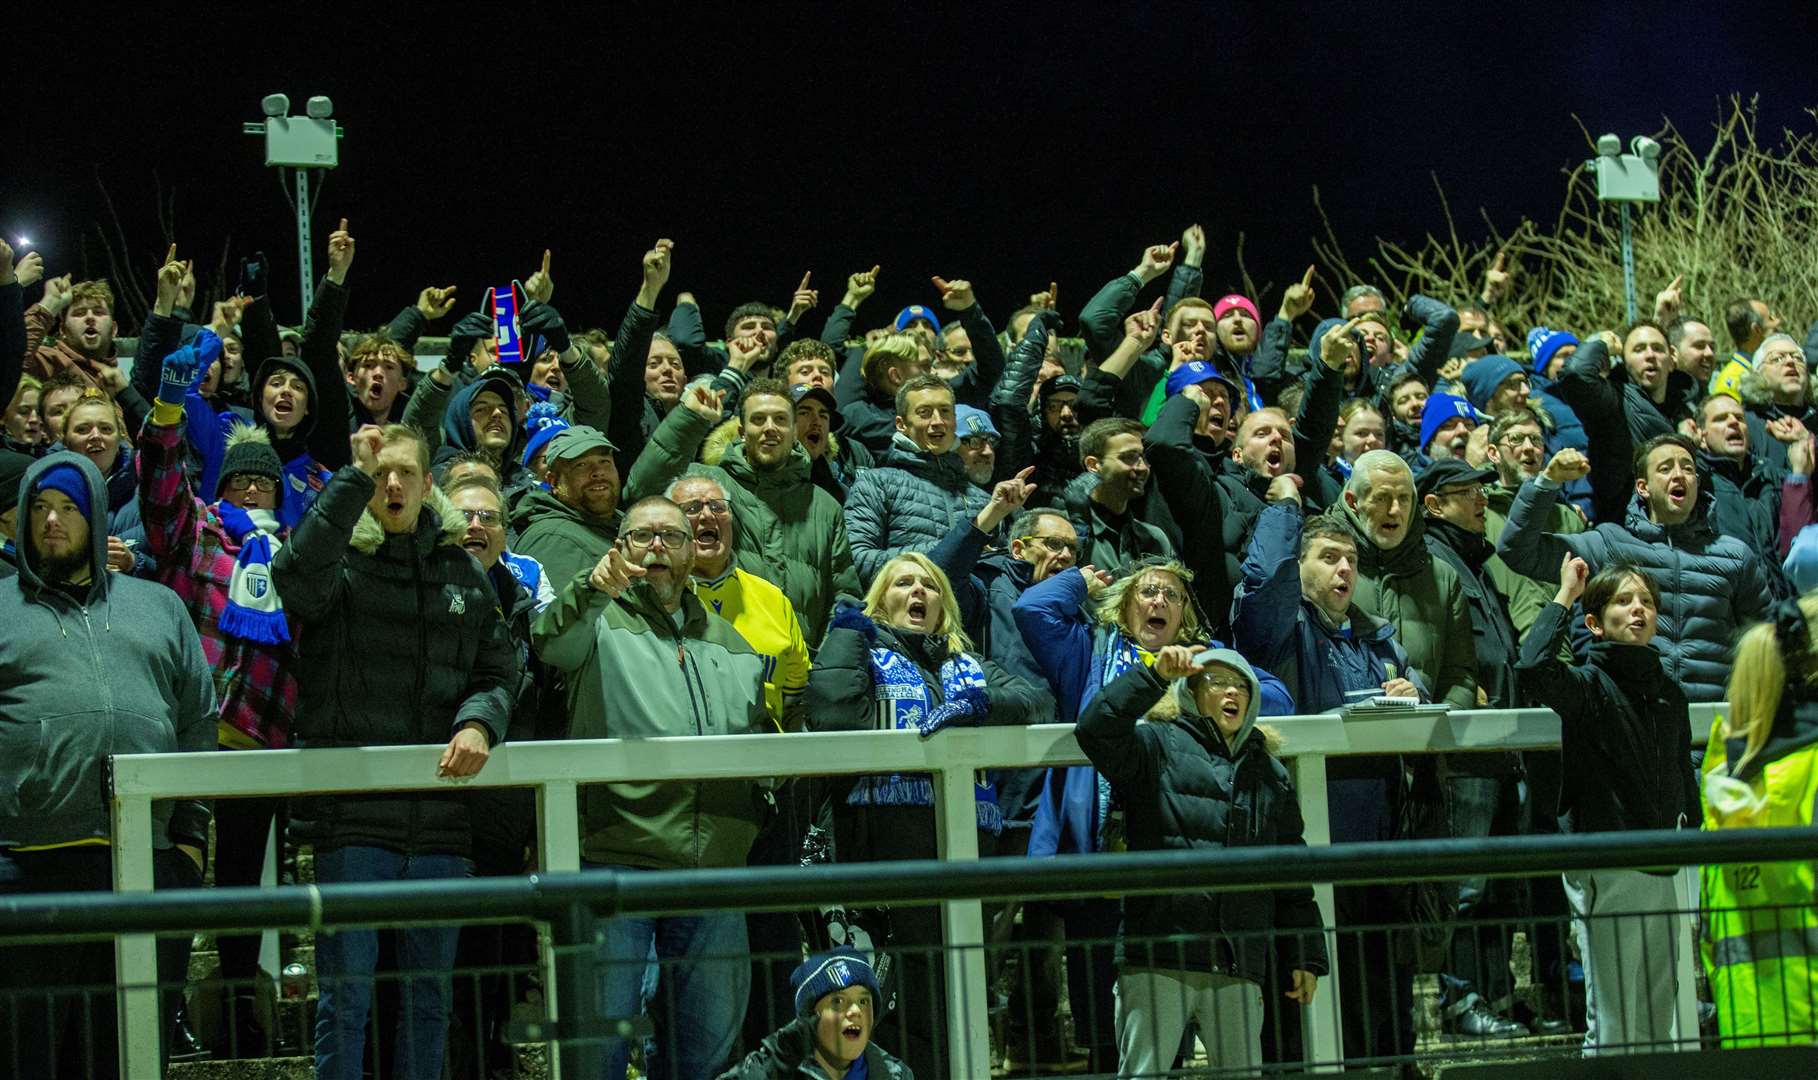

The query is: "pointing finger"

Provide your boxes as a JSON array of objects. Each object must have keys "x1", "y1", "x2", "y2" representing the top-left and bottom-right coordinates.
[
  {"x1": 798, "y1": 271, "x2": 812, "y2": 292},
  {"x1": 1301, "y1": 265, "x2": 1316, "y2": 288},
  {"x1": 1668, "y1": 274, "x2": 1683, "y2": 291},
  {"x1": 542, "y1": 249, "x2": 552, "y2": 276},
  {"x1": 337, "y1": 218, "x2": 348, "y2": 233},
  {"x1": 931, "y1": 275, "x2": 951, "y2": 293}
]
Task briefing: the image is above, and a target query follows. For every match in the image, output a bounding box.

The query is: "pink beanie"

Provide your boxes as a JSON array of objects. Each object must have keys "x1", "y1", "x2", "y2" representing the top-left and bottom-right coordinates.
[{"x1": 1213, "y1": 294, "x2": 1261, "y2": 325}]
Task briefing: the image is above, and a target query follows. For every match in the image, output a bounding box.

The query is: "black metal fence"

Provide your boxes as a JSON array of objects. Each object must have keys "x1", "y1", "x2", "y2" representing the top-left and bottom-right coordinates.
[{"x1": 1, "y1": 827, "x2": 1815, "y2": 1078}]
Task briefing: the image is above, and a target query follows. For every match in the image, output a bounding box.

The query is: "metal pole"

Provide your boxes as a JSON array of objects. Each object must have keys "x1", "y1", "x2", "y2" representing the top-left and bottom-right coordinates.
[
  {"x1": 1620, "y1": 202, "x2": 1637, "y2": 324},
  {"x1": 551, "y1": 901, "x2": 603, "y2": 1080},
  {"x1": 296, "y1": 168, "x2": 314, "y2": 320}
]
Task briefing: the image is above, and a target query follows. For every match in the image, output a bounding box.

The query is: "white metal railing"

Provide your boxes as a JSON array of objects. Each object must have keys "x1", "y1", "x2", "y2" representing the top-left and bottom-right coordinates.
[{"x1": 106, "y1": 704, "x2": 1727, "y2": 1077}]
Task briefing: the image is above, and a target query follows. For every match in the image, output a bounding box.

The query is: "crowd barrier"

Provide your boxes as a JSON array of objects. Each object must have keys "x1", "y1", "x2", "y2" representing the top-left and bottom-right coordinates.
[{"x1": 1, "y1": 703, "x2": 1729, "y2": 1075}]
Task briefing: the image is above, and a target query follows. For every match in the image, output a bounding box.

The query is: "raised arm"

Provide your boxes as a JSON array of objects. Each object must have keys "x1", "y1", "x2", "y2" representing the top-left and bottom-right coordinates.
[
  {"x1": 1232, "y1": 499, "x2": 1308, "y2": 667},
  {"x1": 1078, "y1": 241, "x2": 1175, "y2": 363},
  {"x1": 1076, "y1": 663, "x2": 1168, "y2": 790},
  {"x1": 301, "y1": 220, "x2": 355, "y2": 470},
  {"x1": 1494, "y1": 452, "x2": 1589, "y2": 580},
  {"x1": 604, "y1": 240, "x2": 671, "y2": 462},
  {"x1": 935, "y1": 276, "x2": 1005, "y2": 411},
  {"x1": 270, "y1": 433, "x2": 378, "y2": 623},
  {"x1": 1512, "y1": 557, "x2": 1595, "y2": 722},
  {"x1": 623, "y1": 383, "x2": 719, "y2": 502},
  {"x1": 1401, "y1": 293, "x2": 1461, "y2": 389}
]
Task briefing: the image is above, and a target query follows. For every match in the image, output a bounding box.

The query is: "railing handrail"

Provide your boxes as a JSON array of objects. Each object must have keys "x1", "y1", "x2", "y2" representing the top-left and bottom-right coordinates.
[
  {"x1": 106, "y1": 704, "x2": 1728, "y2": 801},
  {"x1": 4, "y1": 825, "x2": 1805, "y2": 943}
]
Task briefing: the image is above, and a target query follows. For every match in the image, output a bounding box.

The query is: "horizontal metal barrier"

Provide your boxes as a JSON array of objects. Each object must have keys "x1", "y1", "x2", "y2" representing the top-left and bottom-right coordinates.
[{"x1": 93, "y1": 705, "x2": 1726, "y2": 1076}]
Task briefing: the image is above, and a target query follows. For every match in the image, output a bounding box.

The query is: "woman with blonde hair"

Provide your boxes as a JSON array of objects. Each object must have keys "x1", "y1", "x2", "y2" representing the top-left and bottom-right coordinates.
[
  {"x1": 805, "y1": 551, "x2": 1041, "y2": 1080},
  {"x1": 1700, "y1": 592, "x2": 1818, "y2": 1048}
]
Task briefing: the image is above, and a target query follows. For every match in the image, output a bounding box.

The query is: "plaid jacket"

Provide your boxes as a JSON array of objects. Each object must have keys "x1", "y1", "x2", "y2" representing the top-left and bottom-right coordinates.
[{"x1": 139, "y1": 416, "x2": 299, "y2": 748}]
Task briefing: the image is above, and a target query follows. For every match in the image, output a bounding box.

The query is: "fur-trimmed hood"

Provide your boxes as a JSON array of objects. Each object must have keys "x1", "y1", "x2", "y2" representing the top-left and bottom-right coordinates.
[
  {"x1": 1141, "y1": 649, "x2": 1282, "y2": 755},
  {"x1": 348, "y1": 482, "x2": 467, "y2": 555}
]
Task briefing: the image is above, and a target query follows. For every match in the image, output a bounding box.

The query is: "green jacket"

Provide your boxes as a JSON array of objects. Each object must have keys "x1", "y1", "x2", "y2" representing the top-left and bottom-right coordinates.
[
  {"x1": 626, "y1": 403, "x2": 860, "y2": 645},
  {"x1": 533, "y1": 574, "x2": 771, "y2": 869},
  {"x1": 1336, "y1": 501, "x2": 1478, "y2": 708},
  {"x1": 510, "y1": 487, "x2": 617, "y2": 595},
  {"x1": 1484, "y1": 481, "x2": 1584, "y2": 648}
]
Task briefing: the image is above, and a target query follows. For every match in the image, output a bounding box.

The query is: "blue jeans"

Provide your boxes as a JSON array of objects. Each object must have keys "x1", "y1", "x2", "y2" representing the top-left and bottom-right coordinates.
[
  {"x1": 590, "y1": 863, "x2": 749, "y2": 1080},
  {"x1": 313, "y1": 847, "x2": 470, "y2": 1080}
]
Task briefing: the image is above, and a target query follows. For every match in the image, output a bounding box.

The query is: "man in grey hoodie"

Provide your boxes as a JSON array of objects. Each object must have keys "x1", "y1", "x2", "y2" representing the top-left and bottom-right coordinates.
[{"x1": 0, "y1": 451, "x2": 217, "y2": 1079}]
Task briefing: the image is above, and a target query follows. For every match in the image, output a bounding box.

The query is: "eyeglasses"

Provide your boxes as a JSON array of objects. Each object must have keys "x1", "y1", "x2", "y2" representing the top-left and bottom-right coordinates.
[
  {"x1": 457, "y1": 508, "x2": 503, "y2": 526},
  {"x1": 225, "y1": 475, "x2": 278, "y2": 493},
  {"x1": 678, "y1": 498, "x2": 729, "y2": 516},
  {"x1": 1018, "y1": 535, "x2": 1078, "y2": 555},
  {"x1": 1136, "y1": 583, "x2": 1186, "y2": 605},
  {"x1": 1496, "y1": 432, "x2": 1545, "y2": 448},
  {"x1": 622, "y1": 527, "x2": 689, "y2": 549},
  {"x1": 1197, "y1": 673, "x2": 1249, "y2": 694}
]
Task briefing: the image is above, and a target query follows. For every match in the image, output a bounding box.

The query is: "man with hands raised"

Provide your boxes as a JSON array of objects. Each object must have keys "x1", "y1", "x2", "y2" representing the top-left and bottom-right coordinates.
[
  {"x1": 270, "y1": 423, "x2": 516, "y2": 1079},
  {"x1": 1496, "y1": 436, "x2": 1771, "y2": 703},
  {"x1": 533, "y1": 495, "x2": 771, "y2": 1080}
]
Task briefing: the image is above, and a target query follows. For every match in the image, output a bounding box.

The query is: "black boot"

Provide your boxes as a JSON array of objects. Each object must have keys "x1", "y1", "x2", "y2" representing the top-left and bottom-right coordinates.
[
  {"x1": 168, "y1": 1000, "x2": 209, "y2": 1061},
  {"x1": 222, "y1": 989, "x2": 271, "y2": 1059}
]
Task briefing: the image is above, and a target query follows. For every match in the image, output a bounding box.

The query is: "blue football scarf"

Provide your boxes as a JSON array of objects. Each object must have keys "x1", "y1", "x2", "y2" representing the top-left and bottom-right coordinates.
[
  {"x1": 213, "y1": 502, "x2": 290, "y2": 645},
  {"x1": 849, "y1": 644, "x2": 1002, "y2": 834}
]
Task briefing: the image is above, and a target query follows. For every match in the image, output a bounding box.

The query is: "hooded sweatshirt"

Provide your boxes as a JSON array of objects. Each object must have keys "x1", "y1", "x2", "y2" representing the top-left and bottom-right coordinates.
[
  {"x1": 0, "y1": 452, "x2": 217, "y2": 852},
  {"x1": 1076, "y1": 654, "x2": 1327, "y2": 984}
]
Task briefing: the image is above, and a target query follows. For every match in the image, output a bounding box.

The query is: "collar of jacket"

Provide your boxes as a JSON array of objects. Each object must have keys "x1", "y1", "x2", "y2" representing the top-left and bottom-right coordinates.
[
  {"x1": 615, "y1": 578, "x2": 710, "y2": 634},
  {"x1": 1696, "y1": 447, "x2": 1762, "y2": 486},
  {"x1": 1588, "y1": 639, "x2": 1667, "y2": 683},
  {"x1": 349, "y1": 484, "x2": 466, "y2": 556},
  {"x1": 510, "y1": 485, "x2": 618, "y2": 535},
  {"x1": 1338, "y1": 493, "x2": 1431, "y2": 576},
  {"x1": 883, "y1": 433, "x2": 966, "y2": 482},
  {"x1": 720, "y1": 439, "x2": 812, "y2": 489},
  {"x1": 1425, "y1": 516, "x2": 1495, "y2": 571},
  {"x1": 1622, "y1": 487, "x2": 1717, "y2": 543},
  {"x1": 876, "y1": 622, "x2": 953, "y2": 670}
]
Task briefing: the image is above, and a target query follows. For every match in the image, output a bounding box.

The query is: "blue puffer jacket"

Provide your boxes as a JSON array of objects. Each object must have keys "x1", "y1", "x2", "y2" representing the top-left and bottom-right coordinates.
[
  {"x1": 1012, "y1": 568, "x2": 1293, "y2": 856},
  {"x1": 844, "y1": 434, "x2": 989, "y2": 584},
  {"x1": 1495, "y1": 475, "x2": 1773, "y2": 703}
]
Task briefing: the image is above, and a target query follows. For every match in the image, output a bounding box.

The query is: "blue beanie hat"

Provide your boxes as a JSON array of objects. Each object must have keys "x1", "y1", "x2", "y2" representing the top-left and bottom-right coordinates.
[
  {"x1": 1419, "y1": 393, "x2": 1479, "y2": 451},
  {"x1": 955, "y1": 404, "x2": 999, "y2": 442},
  {"x1": 1165, "y1": 359, "x2": 1239, "y2": 401},
  {"x1": 34, "y1": 463, "x2": 92, "y2": 521},
  {"x1": 791, "y1": 949, "x2": 882, "y2": 1016},
  {"x1": 1527, "y1": 327, "x2": 1580, "y2": 375},
  {"x1": 894, "y1": 305, "x2": 942, "y2": 334},
  {"x1": 520, "y1": 401, "x2": 572, "y2": 467},
  {"x1": 1458, "y1": 354, "x2": 1524, "y2": 412}
]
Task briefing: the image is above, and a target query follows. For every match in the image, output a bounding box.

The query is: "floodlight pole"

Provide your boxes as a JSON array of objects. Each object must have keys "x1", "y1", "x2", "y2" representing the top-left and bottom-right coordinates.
[
  {"x1": 246, "y1": 99, "x2": 340, "y2": 323},
  {"x1": 1619, "y1": 203, "x2": 1636, "y2": 325},
  {"x1": 295, "y1": 169, "x2": 314, "y2": 317}
]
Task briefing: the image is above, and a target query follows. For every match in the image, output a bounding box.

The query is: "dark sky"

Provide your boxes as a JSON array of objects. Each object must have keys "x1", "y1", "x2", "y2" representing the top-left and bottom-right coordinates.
[{"x1": 6, "y1": 3, "x2": 1814, "y2": 335}]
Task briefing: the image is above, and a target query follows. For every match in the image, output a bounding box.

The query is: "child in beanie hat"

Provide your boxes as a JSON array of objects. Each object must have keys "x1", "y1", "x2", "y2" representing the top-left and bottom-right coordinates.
[{"x1": 720, "y1": 949, "x2": 911, "y2": 1078}]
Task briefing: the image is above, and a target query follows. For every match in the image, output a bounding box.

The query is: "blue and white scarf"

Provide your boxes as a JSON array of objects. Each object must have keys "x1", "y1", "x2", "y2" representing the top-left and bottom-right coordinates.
[
  {"x1": 848, "y1": 644, "x2": 1003, "y2": 835},
  {"x1": 214, "y1": 502, "x2": 289, "y2": 645}
]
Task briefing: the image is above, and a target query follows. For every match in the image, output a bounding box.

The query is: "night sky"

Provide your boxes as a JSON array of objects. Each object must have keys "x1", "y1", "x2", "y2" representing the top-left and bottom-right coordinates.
[{"x1": 7, "y1": 3, "x2": 1814, "y2": 335}]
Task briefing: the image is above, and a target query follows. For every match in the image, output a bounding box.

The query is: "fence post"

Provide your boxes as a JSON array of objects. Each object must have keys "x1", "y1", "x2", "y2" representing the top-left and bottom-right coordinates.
[
  {"x1": 551, "y1": 899, "x2": 604, "y2": 1080},
  {"x1": 932, "y1": 738, "x2": 989, "y2": 1080},
  {"x1": 1674, "y1": 865, "x2": 1700, "y2": 1050},
  {"x1": 109, "y1": 793, "x2": 162, "y2": 1079},
  {"x1": 538, "y1": 780, "x2": 582, "y2": 1078},
  {"x1": 1289, "y1": 752, "x2": 1344, "y2": 1071}
]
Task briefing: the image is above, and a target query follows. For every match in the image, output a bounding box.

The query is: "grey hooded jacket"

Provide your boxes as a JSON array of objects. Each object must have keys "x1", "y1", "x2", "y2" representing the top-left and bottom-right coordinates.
[{"x1": 0, "y1": 452, "x2": 217, "y2": 851}]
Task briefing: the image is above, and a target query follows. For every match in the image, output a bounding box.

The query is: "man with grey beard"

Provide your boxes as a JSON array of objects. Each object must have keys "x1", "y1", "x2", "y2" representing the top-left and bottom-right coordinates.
[{"x1": 533, "y1": 495, "x2": 772, "y2": 1080}]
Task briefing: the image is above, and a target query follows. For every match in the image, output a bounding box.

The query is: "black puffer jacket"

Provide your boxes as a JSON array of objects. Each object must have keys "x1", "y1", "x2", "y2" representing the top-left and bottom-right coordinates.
[
  {"x1": 272, "y1": 468, "x2": 517, "y2": 856},
  {"x1": 1424, "y1": 517, "x2": 1521, "y2": 776},
  {"x1": 1077, "y1": 661, "x2": 1328, "y2": 985},
  {"x1": 717, "y1": 1014, "x2": 914, "y2": 1080},
  {"x1": 1516, "y1": 601, "x2": 1697, "y2": 835},
  {"x1": 1700, "y1": 449, "x2": 1791, "y2": 598}
]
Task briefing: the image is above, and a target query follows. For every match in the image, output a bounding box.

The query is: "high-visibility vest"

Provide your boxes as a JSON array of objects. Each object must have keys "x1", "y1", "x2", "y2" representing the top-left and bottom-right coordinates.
[{"x1": 1699, "y1": 718, "x2": 1818, "y2": 1048}]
